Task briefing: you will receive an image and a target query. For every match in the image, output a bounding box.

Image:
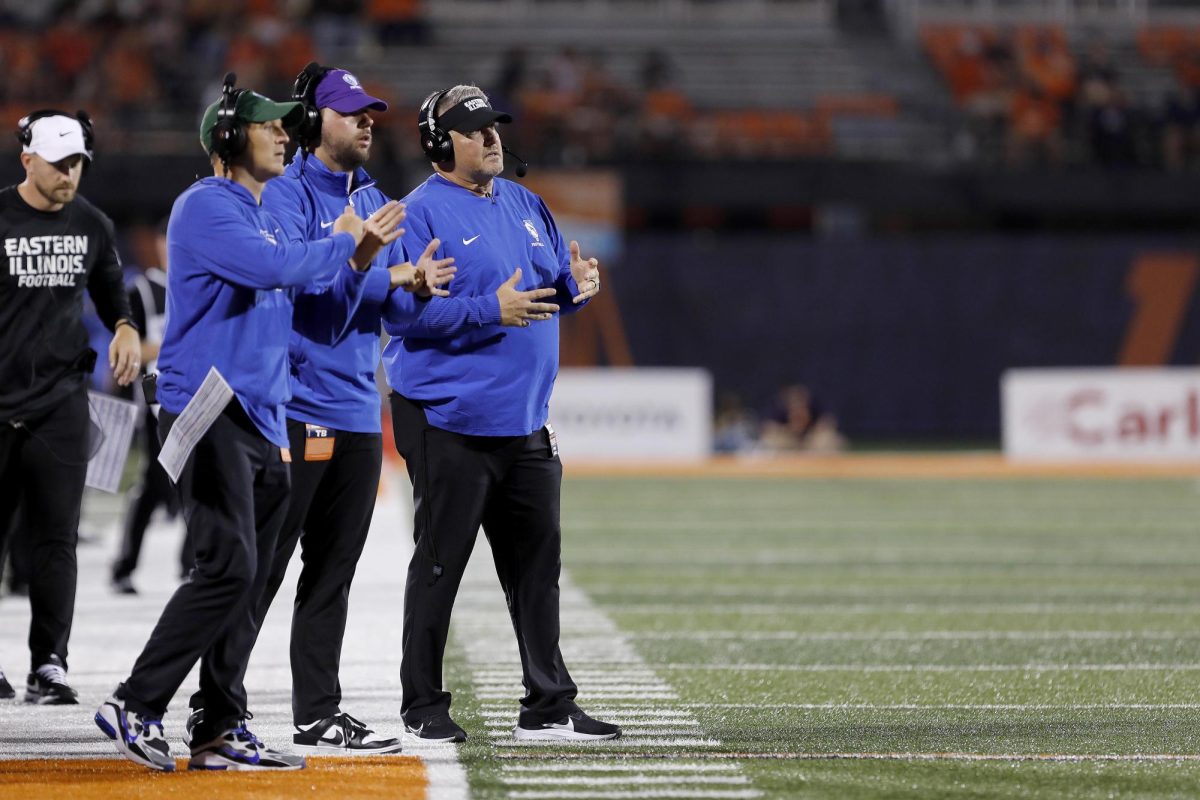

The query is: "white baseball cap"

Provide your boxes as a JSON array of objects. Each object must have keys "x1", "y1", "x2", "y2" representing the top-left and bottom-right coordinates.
[{"x1": 22, "y1": 114, "x2": 91, "y2": 163}]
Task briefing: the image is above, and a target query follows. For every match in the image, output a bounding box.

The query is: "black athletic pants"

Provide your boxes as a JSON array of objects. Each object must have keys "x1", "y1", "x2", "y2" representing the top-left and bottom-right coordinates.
[
  {"x1": 112, "y1": 408, "x2": 192, "y2": 582},
  {"x1": 390, "y1": 392, "x2": 579, "y2": 727},
  {"x1": 232, "y1": 418, "x2": 382, "y2": 726},
  {"x1": 121, "y1": 403, "x2": 289, "y2": 742},
  {"x1": 0, "y1": 388, "x2": 88, "y2": 670}
]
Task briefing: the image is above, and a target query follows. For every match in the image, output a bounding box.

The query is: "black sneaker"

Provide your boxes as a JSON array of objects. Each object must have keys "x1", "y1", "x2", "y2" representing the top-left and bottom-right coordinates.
[
  {"x1": 189, "y1": 722, "x2": 305, "y2": 771},
  {"x1": 513, "y1": 710, "x2": 622, "y2": 741},
  {"x1": 0, "y1": 666, "x2": 14, "y2": 699},
  {"x1": 294, "y1": 712, "x2": 403, "y2": 754},
  {"x1": 404, "y1": 714, "x2": 467, "y2": 743},
  {"x1": 25, "y1": 654, "x2": 78, "y2": 705},
  {"x1": 95, "y1": 692, "x2": 176, "y2": 772},
  {"x1": 182, "y1": 707, "x2": 204, "y2": 748},
  {"x1": 111, "y1": 575, "x2": 138, "y2": 595}
]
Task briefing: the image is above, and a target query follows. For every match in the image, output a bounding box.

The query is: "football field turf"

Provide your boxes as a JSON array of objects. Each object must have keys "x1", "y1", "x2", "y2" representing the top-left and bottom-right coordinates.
[
  {"x1": 445, "y1": 470, "x2": 1200, "y2": 799},
  {"x1": 3, "y1": 460, "x2": 1199, "y2": 798}
]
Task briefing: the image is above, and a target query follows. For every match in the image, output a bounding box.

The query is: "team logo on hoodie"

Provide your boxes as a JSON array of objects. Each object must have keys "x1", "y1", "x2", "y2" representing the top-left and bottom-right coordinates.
[{"x1": 523, "y1": 219, "x2": 544, "y2": 247}]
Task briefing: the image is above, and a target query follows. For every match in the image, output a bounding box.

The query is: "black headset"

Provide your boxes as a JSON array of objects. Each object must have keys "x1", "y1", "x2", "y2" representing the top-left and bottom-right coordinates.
[
  {"x1": 15, "y1": 109, "x2": 95, "y2": 159},
  {"x1": 292, "y1": 61, "x2": 331, "y2": 153},
  {"x1": 210, "y1": 72, "x2": 247, "y2": 161},
  {"x1": 418, "y1": 88, "x2": 453, "y2": 163}
]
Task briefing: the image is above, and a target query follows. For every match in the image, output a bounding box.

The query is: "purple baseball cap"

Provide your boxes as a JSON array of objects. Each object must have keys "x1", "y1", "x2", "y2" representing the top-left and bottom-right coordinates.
[{"x1": 315, "y1": 69, "x2": 389, "y2": 114}]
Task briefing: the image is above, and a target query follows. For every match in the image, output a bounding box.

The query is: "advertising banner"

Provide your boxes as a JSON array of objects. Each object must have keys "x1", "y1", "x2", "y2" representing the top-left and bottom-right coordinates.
[
  {"x1": 550, "y1": 368, "x2": 712, "y2": 461},
  {"x1": 1003, "y1": 368, "x2": 1200, "y2": 460}
]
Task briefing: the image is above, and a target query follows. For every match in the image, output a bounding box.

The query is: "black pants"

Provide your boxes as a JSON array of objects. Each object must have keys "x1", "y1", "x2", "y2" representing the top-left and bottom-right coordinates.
[
  {"x1": 391, "y1": 392, "x2": 578, "y2": 726},
  {"x1": 121, "y1": 403, "x2": 290, "y2": 742},
  {"x1": 0, "y1": 388, "x2": 89, "y2": 670},
  {"x1": 238, "y1": 418, "x2": 382, "y2": 726},
  {"x1": 113, "y1": 408, "x2": 192, "y2": 582}
]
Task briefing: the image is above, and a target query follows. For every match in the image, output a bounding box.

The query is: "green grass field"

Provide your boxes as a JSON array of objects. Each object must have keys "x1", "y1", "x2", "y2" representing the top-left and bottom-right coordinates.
[{"x1": 447, "y1": 474, "x2": 1200, "y2": 799}]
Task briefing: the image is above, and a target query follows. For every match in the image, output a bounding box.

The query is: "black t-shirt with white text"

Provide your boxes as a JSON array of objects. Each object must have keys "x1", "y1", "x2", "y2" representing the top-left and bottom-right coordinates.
[{"x1": 0, "y1": 185, "x2": 131, "y2": 421}]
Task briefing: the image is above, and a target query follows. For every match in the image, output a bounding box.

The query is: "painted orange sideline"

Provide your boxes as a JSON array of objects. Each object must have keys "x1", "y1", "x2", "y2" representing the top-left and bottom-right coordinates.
[
  {"x1": 0, "y1": 756, "x2": 427, "y2": 800},
  {"x1": 561, "y1": 453, "x2": 1200, "y2": 479}
]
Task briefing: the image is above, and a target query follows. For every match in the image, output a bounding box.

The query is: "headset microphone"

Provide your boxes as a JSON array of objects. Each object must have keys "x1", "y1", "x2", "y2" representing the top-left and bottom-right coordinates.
[{"x1": 503, "y1": 145, "x2": 528, "y2": 178}]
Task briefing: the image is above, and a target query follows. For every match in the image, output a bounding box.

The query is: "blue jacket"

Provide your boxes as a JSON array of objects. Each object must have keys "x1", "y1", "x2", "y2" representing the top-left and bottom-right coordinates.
[
  {"x1": 157, "y1": 177, "x2": 357, "y2": 448},
  {"x1": 382, "y1": 174, "x2": 588, "y2": 437},
  {"x1": 263, "y1": 152, "x2": 399, "y2": 433}
]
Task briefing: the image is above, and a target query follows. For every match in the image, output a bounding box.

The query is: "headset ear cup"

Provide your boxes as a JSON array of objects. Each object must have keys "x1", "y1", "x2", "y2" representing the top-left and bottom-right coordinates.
[
  {"x1": 291, "y1": 62, "x2": 327, "y2": 151},
  {"x1": 212, "y1": 118, "x2": 246, "y2": 160},
  {"x1": 418, "y1": 89, "x2": 455, "y2": 164}
]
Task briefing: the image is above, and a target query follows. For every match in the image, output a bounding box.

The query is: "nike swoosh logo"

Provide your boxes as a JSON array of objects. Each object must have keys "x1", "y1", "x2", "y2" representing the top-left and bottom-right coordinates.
[
  {"x1": 463, "y1": 235, "x2": 480, "y2": 245},
  {"x1": 546, "y1": 718, "x2": 575, "y2": 731},
  {"x1": 320, "y1": 220, "x2": 335, "y2": 229},
  {"x1": 58, "y1": 132, "x2": 71, "y2": 137}
]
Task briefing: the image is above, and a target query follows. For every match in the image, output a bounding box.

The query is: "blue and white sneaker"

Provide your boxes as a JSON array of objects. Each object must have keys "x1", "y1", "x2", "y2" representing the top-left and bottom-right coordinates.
[
  {"x1": 189, "y1": 722, "x2": 305, "y2": 771},
  {"x1": 95, "y1": 693, "x2": 175, "y2": 771}
]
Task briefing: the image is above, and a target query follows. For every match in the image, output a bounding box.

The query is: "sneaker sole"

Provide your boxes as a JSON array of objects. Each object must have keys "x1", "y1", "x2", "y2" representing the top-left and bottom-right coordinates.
[
  {"x1": 25, "y1": 694, "x2": 79, "y2": 705},
  {"x1": 512, "y1": 726, "x2": 621, "y2": 741},
  {"x1": 95, "y1": 704, "x2": 176, "y2": 772},
  {"x1": 403, "y1": 730, "x2": 466, "y2": 744},
  {"x1": 293, "y1": 741, "x2": 404, "y2": 755},
  {"x1": 188, "y1": 754, "x2": 306, "y2": 771}
]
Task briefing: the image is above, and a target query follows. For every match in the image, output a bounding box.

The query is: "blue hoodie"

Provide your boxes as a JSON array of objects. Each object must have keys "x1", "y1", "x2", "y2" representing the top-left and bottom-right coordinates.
[
  {"x1": 157, "y1": 177, "x2": 357, "y2": 448},
  {"x1": 381, "y1": 174, "x2": 588, "y2": 437},
  {"x1": 262, "y1": 152, "x2": 400, "y2": 433}
]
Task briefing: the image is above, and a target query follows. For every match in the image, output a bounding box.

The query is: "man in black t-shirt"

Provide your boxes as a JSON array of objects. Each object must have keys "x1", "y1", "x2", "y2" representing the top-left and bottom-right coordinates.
[{"x1": 0, "y1": 109, "x2": 140, "y2": 704}]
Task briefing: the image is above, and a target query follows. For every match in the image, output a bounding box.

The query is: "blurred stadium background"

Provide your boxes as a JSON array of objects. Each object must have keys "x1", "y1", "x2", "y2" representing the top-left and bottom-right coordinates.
[{"x1": 3, "y1": 1, "x2": 1200, "y2": 798}]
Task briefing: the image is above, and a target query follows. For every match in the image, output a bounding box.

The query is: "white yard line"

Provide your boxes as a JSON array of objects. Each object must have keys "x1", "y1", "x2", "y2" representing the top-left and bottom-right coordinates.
[
  {"x1": 501, "y1": 764, "x2": 741, "y2": 773},
  {"x1": 677, "y1": 702, "x2": 1200, "y2": 711},
  {"x1": 606, "y1": 603, "x2": 1200, "y2": 614},
  {"x1": 651, "y1": 662, "x2": 1200, "y2": 672},
  {"x1": 506, "y1": 777, "x2": 751, "y2": 786},
  {"x1": 497, "y1": 752, "x2": 1200, "y2": 763},
  {"x1": 507, "y1": 792, "x2": 761, "y2": 800},
  {"x1": 622, "y1": 630, "x2": 1200, "y2": 641},
  {"x1": 450, "y1": 551, "x2": 762, "y2": 799}
]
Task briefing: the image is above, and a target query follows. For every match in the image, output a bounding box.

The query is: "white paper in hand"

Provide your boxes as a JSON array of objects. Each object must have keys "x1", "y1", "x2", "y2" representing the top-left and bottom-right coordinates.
[
  {"x1": 84, "y1": 391, "x2": 139, "y2": 493},
  {"x1": 158, "y1": 366, "x2": 234, "y2": 483}
]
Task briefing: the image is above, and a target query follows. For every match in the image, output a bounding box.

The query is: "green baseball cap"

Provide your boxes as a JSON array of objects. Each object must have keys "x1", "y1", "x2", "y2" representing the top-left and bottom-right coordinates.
[{"x1": 199, "y1": 90, "x2": 304, "y2": 153}]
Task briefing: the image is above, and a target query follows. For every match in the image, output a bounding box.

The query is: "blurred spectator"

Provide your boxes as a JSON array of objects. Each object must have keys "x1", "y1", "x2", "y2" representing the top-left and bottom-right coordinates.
[
  {"x1": 713, "y1": 392, "x2": 757, "y2": 454},
  {"x1": 636, "y1": 49, "x2": 693, "y2": 158},
  {"x1": 1090, "y1": 87, "x2": 1138, "y2": 167},
  {"x1": 110, "y1": 222, "x2": 188, "y2": 596},
  {"x1": 311, "y1": 0, "x2": 366, "y2": 55},
  {"x1": 368, "y1": 0, "x2": 428, "y2": 46},
  {"x1": 1159, "y1": 90, "x2": 1199, "y2": 170},
  {"x1": 1007, "y1": 82, "x2": 1062, "y2": 167},
  {"x1": 760, "y1": 385, "x2": 845, "y2": 454},
  {"x1": 494, "y1": 46, "x2": 528, "y2": 112}
]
